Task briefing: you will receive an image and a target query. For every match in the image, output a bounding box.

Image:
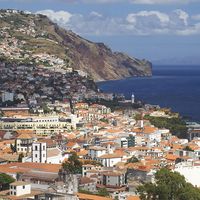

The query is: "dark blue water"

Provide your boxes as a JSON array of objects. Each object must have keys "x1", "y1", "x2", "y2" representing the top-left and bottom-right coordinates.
[{"x1": 97, "y1": 65, "x2": 200, "y2": 122}]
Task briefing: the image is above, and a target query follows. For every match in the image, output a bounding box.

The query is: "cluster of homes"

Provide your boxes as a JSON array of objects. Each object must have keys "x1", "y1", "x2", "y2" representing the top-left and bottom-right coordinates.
[
  {"x1": 0, "y1": 98, "x2": 200, "y2": 200},
  {"x1": 0, "y1": 61, "x2": 110, "y2": 108},
  {"x1": 0, "y1": 9, "x2": 70, "y2": 69}
]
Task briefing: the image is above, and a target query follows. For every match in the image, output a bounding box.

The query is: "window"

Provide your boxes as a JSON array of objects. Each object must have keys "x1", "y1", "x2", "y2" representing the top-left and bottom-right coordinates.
[
  {"x1": 14, "y1": 192, "x2": 16, "y2": 195},
  {"x1": 14, "y1": 186, "x2": 16, "y2": 189},
  {"x1": 43, "y1": 146, "x2": 45, "y2": 150},
  {"x1": 35, "y1": 146, "x2": 38, "y2": 151},
  {"x1": 35, "y1": 154, "x2": 38, "y2": 158},
  {"x1": 23, "y1": 185, "x2": 25, "y2": 189},
  {"x1": 10, "y1": 191, "x2": 12, "y2": 195},
  {"x1": 43, "y1": 154, "x2": 45, "y2": 157}
]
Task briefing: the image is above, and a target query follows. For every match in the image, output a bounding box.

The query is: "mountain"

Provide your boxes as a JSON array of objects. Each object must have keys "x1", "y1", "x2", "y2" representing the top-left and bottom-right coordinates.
[{"x1": 0, "y1": 9, "x2": 152, "y2": 81}]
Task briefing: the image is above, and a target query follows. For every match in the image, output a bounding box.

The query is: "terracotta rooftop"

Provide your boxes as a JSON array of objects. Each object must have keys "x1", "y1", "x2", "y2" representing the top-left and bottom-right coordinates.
[
  {"x1": 47, "y1": 148, "x2": 61, "y2": 158},
  {"x1": 66, "y1": 141, "x2": 78, "y2": 148},
  {"x1": 38, "y1": 138, "x2": 56, "y2": 147},
  {"x1": 0, "y1": 162, "x2": 61, "y2": 174},
  {"x1": 127, "y1": 195, "x2": 140, "y2": 200},
  {"x1": 10, "y1": 181, "x2": 30, "y2": 186},
  {"x1": 103, "y1": 171, "x2": 123, "y2": 176},
  {"x1": 77, "y1": 193, "x2": 112, "y2": 200},
  {"x1": 80, "y1": 177, "x2": 96, "y2": 185},
  {"x1": 165, "y1": 154, "x2": 179, "y2": 161},
  {"x1": 132, "y1": 126, "x2": 158, "y2": 134},
  {"x1": 99, "y1": 153, "x2": 123, "y2": 159},
  {"x1": 17, "y1": 133, "x2": 33, "y2": 139}
]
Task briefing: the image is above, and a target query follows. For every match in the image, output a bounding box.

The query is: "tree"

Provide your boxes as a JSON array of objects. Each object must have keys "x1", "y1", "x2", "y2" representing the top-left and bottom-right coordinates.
[
  {"x1": 62, "y1": 152, "x2": 82, "y2": 174},
  {"x1": 134, "y1": 113, "x2": 143, "y2": 120},
  {"x1": 183, "y1": 146, "x2": 194, "y2": 152},
  {"x1": 127, "y1": 134, "x2": 135, "y2": 147},
  {"x1": 41, "y1": 103, "x2": 51, "y2": 114},
  {"x1": 10, "y1": 143, "x2": 16, "y2": 153},
  {"x1": 18, "y1": 153, "x2": 24, "y2": 162},
  {"x1": 83, "y1": 159, "x2": 103, "y2": 166},
  {"x1": 127, "y1": 156, "x2": 139, "y2": 163},
  {"x1": 0, "y1": 173, "x2": 15, "y2": 190},
  {"x1": 144, "y1": 115, "x2": 188, "y2": 138},
  {"x1": 137, "y1": 168, "x2": 200, "y2": 200}
]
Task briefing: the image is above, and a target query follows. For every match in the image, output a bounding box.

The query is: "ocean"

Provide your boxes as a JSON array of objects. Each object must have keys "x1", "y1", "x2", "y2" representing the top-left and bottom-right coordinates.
[{"x1": 97, "y1": 65, "x2": 200, "y2": 122}]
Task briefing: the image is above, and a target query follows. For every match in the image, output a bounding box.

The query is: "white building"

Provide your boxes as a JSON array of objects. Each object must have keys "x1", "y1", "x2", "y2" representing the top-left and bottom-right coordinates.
[
  {"x1": 47, "y1": 147, "x2": 69, "y2": 164},
  {"x1": 115, "y1": 137, "x2": 128, "y2": 148},
  {"x1": 102, "y1": 172, "x2": 126, "y2": 187},
  {"x1": 10, "y1": 181, "x2": 31, "y2": 196},
  {"x1": 32, "y1": 142, "x2": 47, "y2": 163},
  {"x1": 174, "y1": 162, "x2": 200, "y2": 187},
  {"x1": 88, "y1": 146, "x2": 106, "y2": 160},
  {"x1": 16, "y1": 133, "x2": 34, "y2": 154},
  {"x1": 1, "y1": 91, "x2": 14, "y2": 102},
  {"x1": 99, "y1": 154, "x2": 124, "y2": 167},
  {"x1": 131, "y1": 93, "x2": 135, "y2": 104}
]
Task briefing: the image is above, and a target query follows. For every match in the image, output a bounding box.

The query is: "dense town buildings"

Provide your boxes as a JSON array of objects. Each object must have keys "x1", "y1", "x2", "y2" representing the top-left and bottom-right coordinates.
[
  {"x1": 1, "y1": 86, "x2": 200, "y2": 200},
  {"x1": 0, "y1": 9, "x2": 199, "y2": 200}
]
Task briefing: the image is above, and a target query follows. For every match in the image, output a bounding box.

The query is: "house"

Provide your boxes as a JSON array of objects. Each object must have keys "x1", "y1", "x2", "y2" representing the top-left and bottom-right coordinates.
[
  {"x1": 133, "y1": 126, "x2": 161, "y2": 146},
  {"x1": 31, "y1": 142, "x2": 69, "y2": 164},
  {"x1": 9, "y1": 181, "x2": 31, "y2": 197},
  {"x1": 99, "y1": 153, "x2": 124, "y2": 167},
  {"x1": 0, "y1": 162, "x2": 62, "y2": 188},
  {"x1": 82, "y1": 164, "x2": 94, "y2": 177},
  {"x1": 16, "y1": 133, "x2": 35, "y2": 154},
  {"x1": 32, "y1": 142, "x2": 47, "y2": 163},
  {"x1": 127, "y1": 164, "x2": 155, "y2": 183},
  {"x1": 79, "y1": 177, "x2": 97, "y2": 192},
  {"x1": 102, "y1": 171, "x2": 127, "y2": 188},
  {"x1": 47, "y1": 147, "x2": 69, "y2": 164},
  {"x1": 88, "y1": 146, "x2": 106, "y2": 160},
  {"x1": 66, "y1": 141, "x2": 80, "y2": 150}
]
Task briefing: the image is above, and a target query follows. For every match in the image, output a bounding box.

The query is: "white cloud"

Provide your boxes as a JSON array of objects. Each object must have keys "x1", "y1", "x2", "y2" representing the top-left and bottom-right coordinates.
[
  {"x1": 36, "y1": 9, "x2": 200, "y2": 36},
  {"x1": 176, "y1": 22, "x2": 200, "y2": 35},
  {"x1": 173, "y1": 9, "x2": 189, "y2": 26},
  {"x1": 36, "y1": 10, "x2": 72, "y2": 24},
  {"x1": 127, "y1": 11, "x2": 170, "y2": 25},
  {"x1": 192, "y1": 14, "x2": 200, "y2": 21},
  {"x1": 90, "y1": 11, "x2": 103, "y2": 18},
  {"x1": 130, "y1": 0, "x2": 198, "y2": 4}
]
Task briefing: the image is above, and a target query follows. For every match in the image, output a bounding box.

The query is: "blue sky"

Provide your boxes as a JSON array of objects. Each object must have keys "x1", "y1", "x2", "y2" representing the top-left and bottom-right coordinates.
[{"x1": 1, "y1": 0, "x2": 200, "y2": 65}]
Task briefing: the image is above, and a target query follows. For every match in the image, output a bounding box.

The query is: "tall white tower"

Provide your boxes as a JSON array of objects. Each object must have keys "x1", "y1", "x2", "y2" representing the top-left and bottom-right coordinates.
[
  {"x1": 131, "y1": 93, "x2": 135, "y2": 104},
  {"x1": 32, "y1": 142, "x2": 47, "y2": 163}
]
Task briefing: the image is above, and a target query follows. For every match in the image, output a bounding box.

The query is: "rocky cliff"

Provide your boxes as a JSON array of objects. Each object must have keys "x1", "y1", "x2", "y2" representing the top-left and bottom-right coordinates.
[{"x1": 0, "y1": 9, "x2": 152, "y2": 81}]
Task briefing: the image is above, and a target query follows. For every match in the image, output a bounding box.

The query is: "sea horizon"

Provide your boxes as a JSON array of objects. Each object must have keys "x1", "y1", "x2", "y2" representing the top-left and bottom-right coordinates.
[{"x1": 98, "y1": 64, "x2": 200, "y2": 122}]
